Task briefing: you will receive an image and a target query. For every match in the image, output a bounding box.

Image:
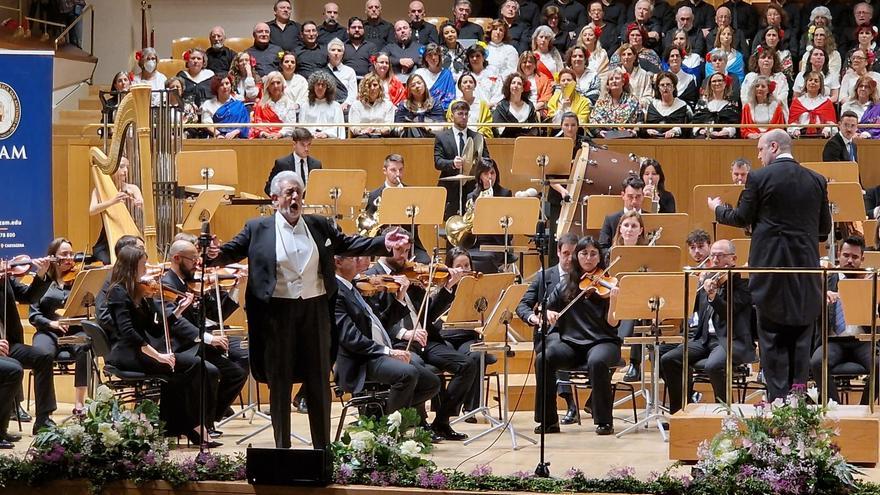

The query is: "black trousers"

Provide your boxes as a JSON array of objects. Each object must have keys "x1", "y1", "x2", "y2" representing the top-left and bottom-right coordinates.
[
  {"x1": 264, "y1": 297, "x2": 332, "y2": 450},
  {"x1": 758, "y1": 316, "x2": 813, "y2": 401},
  {"x1": 32, "y1": 330, "x2": 90, "y2": 388},
  {"x1": 444, "y1": 331, "x2": 496, "y2": 412},
  {"x1": 0, "y1": 357, "x2": 23, "y2": 435},
  {"x1": 810, "y1": 339, "x2": 878, "y2": 405},
  {"x1": 205, "y1": 347, "x2": 248, "y2": 423},
  {"x1": 420, "y1": 340, "x2": 478, "y2": 425},
  {"x1": 660, "y1": 338, "x2": 727, "y2": 414},
  {"x1": 8, "y1": 343, "x2": 55, "y2": 418},
  {"x1": 366, "y1": 351, "x2": 440, "y2": 415},
  {"x1": 535, "y1": 333, "x2": 620, "y2": 426},
  {"x1": 618, "y1": 320, "x2": 641, "y2": 366}
]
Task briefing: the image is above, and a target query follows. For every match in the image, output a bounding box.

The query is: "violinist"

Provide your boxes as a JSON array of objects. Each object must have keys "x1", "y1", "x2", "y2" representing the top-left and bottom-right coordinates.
[
  {"x1": 161, "y1": 240, "x2": 248, "y2": 437},
  {"x1": 686, "y1": 229, "x2": 711, "y2": 266},
  {"x1": 537, "y1": 236, "x2": 621, "y2": 435},
  {"x1": 659, "y1": 240, "x2": 755, "y2": 417},
  {"x1": 89, "y1": 156, "x2": 144, "y2": 265},
  {"x1": 28, "y1": 238, "x2": 91, "y2": 416},
  {"x1": 0, "y1": 253, "x2": 52, "y2": 443},
  {"x1": 105, "y1": 245, "x2": 221, "y2": 447},
  {"x1": 95, "y1": 234, "x2": 145, "y2": 335},
  {"x1": 465, "y1": 158, "x2": 513, "y2": 274},
  {"x1": 365, "y1": 231, "x2": 476, "y2": 441}
]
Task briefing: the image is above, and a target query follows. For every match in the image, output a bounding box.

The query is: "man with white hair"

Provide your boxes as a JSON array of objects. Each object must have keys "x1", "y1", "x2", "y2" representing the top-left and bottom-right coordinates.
[
  {"x1": 674, "y1": 0, "x2": 715, "y2": 35},
  {"x1": 662, "y1": 5, "x2": 707, "y2": 56},
  {"x1": 705, "y1": 6, "x2": 748, "y2": 56},
  {"x1": 205, "y1": 26, "x2": 236, "y2": 76},
  {"x1": 499, "y1": 0, "x2": 531, "y2": 52},
  {"x1": 452, "y1": 0, "x2": 484, "y2": 40},
  {"x1": 720, "y1": 0, "x2": 758, "y2": 41},
  {"x1": 325, "y1": 38, "x2": 358, "y2": 111},
  {"x1": 622, "y1": 0, "x2": 661, "y2": 49},
  {"x1": 709, "y1": 129, "x2": 831, "y2": 401},
  {"x1": 317, "y1": 2, "x2": 348, "y2": 45},
  {"x1": 842, "y1": 2, "x2": 877, "y2": 55},
  {"x1": 247, "y1": 22, "x2": 283, "y2": 77}
]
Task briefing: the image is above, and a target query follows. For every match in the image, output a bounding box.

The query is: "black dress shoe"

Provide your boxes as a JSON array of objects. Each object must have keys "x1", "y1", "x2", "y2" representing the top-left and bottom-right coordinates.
[
  {"x1": 32, "y1": 417, "x2": 55, "y2": 436},
  {"x1": 186, "y1": 430, "x2": 223, "y2": 449},
  {"x1": 430, "y1": 431, "x2": 444, "y2": 443},
  {"x1": 623, "y1": 365, "x2": 641, "y2": 383},
  {"x1": 295, "y1": 397, "x2": 308, "y2": 414},
  {"x1": 534, "y1": 423, "x2": 560, "y2": 434},
  {"x1": 433, "y1": 424, "x2": 468, "y2": 441},
  {"x1": 11, "y1": 405, "x2": 31, "y2": 423},
  {"x1": 595, "y1": 423, "x2": 614, "y2": 435},
  {"x1": 0, "y1": 439, "x2": 12, "y2": 449},
  {"x1": 2, "y1": 432, "x2": 21, "y2": 442},
  {"x1": 208, "y1": 427, "x2": 223, "y2": 438},
  {"x1": 560, "y1": 405, "x2": 579, "y2": 425}
]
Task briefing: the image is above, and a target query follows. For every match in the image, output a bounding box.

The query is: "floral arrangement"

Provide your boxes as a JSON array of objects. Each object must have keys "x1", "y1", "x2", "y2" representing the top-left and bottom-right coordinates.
[{"x1": 690, "y1": 385, "x2": 859, "y2": 495}]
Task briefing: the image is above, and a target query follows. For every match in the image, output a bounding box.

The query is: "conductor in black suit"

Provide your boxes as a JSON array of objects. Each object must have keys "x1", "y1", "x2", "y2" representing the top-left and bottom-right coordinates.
[
  {"x1": 263, "y1": 127, "x2": 323, "y2": 196},
  {"x1": 709, "y1": 129, "x2": 832, "y2": 401},
  {"x1": 822, "y1": 111, "x2": 860, "y2": 163},
  {"x1": 598, "y1": 175, "x2": 645, "y2": 250},
  {"x1": 207, "y1": 170, "x2": 410, "y2": 455},
  {"x1": 434, "y1": 100, "x2": 491, "y2": 220}
]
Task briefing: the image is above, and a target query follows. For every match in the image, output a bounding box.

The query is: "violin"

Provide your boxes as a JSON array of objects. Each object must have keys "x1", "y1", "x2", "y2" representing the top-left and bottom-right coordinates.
[
  {"x1": 1, "y1": 255, "x2": 58, "y2": 277},
  {"x1": 578, "y1": 268, "x2": 619, "y2": 299},
  {"x1": 138, "y1": 276, "x2": 190, "y2": 302},
  {"x1": 400, "y1": 261, "x2": 482, "y2": 286},
  {"x1": 353, "y1": 275, "x2": 402, "y2": 296},
  {"x1": 191, "y1": 267, "x2": 243, "y2": 290},
  {"x1": 61, "y1": 261, "x2": 106, "y2": 286}
]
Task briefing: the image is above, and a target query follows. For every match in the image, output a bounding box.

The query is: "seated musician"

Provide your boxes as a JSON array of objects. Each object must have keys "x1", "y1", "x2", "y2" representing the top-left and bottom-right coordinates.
[
  {"x1": 364, "y1": 234, "x2": 476, "y2": 441},
  {"x1": 89, "y1": 156, "x2": 143, "y2": 265},
  {"x1": 598, "y1": 175, "x2": 645, "y2": 250},
  {"x1": 333, "y1": 254, "x2": 441, "y2": 424},
  {"x1": 730, "y1": 158, "x2": 751, "y2": 185},
  {"x1": 659, "y1": 240, "x2": 756, "y2": 416},
  {"x1": 538, "y1": 236, "x2": 621, "y2": 435},
  {"x1": 0, "y1": 255, "x2": 53, "y2": 438},
  {"x1": 809, "y1": 236, "x2": 878, "y2": 405},
  {"x1": 264, "y1": 127, "x2": 323, "y2": 195},
  {"x1": 364, "y1": 155, "x2": 429, "y2": 263},
  {"x1": 640, "y1": 159, "x2": 676, "y2": 213},
  {"x1": 516, "y1": 233, "x2": 580, "y2": 425},
  {"x1": 105, "y1": 245, "x2": 222, "y2": 447},
  {"x1": 96, "y1": 235, "x2": 145, "y2": 334},
  {"x1": 686, "y1": 229, "x2": 712, "y2": 266},
  {"x1": 464, "y1": 158, "x2": 513, "y2": 274},
  {"x1": 609, "y1": 210, "x2": 647, "y2": 382},
  {"x1": 161, "y1": 240, "x2": 248, "y2": 436},
  {"x1": 28, "y1": 238, "x2": 91, "y2": 416}
]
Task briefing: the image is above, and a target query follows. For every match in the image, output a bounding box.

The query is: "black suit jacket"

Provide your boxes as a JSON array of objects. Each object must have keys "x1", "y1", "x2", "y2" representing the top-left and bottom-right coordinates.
[
  {"x1": 434, "y1": 128, "x2": 491, "y2": 216},
  {"x1": 160, "y1": 270, "x2": 240, "y2": 353},
  {"x1": 516, "y1": 265, "x2": 563, "y2": 325},
  {"x1": 865, "y1": 186, "x2": 880, "y2": 219},
  {"x1": 334, "y1": 279, "x2": 408, "y2": 393},
  {"x1": 598, "y1": 210, "x2": 625, "y2": 250},
  {"x1": 2, "y1": 275, "x2": 49, "y2": 346},
  {"x1": 715, "y1": 157, "x2": 832, "y2": 326},
  {"x1": 692, "y1": 274, "x2": 756, "y2": 364},
  {"x1": 209, "y1": 214, "x2": 390, "y2": 381},
  {"x1": 822, "y1": 133, "x2": 856, "y2": 163},
  {"x1": 264, "y1": 154, "x2": 323, "y2": 196}
]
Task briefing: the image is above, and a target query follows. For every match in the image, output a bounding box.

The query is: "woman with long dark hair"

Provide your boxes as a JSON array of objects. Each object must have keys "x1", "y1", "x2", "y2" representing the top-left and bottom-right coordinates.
[{"x1": 640, "y1": 159, "x2": 675, "y2": 213}]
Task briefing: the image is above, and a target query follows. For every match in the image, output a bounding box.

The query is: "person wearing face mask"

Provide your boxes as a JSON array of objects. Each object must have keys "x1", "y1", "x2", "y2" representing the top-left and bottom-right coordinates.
[
  {"x1": 317, "y1": 2, "x2": 348, "y2": 46},
  {"x1": 132, "y1": 47, "x2": 166, "y2": 107},
  {"x1": 206, "y1": 26, "x2": 237, "y2": 77}
]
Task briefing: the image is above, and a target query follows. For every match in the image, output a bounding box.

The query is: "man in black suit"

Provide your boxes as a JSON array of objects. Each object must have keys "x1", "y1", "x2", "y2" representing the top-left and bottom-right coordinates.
[
  {"x1": 500, "y1": 0, "x2": 533, "y2": 53},
  {"x1": 623, "y1": 1, "x2": 662, "y2": 50},
  {"x1": 598, "y1": 175, "x2": 645, "y2": 250},
  {"x1": 409, "y1": 0, "x2": 440, "y2": 45},
  {"x1": 517, "y1": 233, "x2": 579, "y2": 423},
  {"x1": 434, "y1": 100, "x2": 491, "y2": 220},
  {"x1": 708, "y1": 7, "x2": 750, "y2": 58},
  {"x1": 264, "y1": 127, "x2": 323, "y2": 196},
  {"x1": 267, "y1": 0, "x2": 301, "y2": 52},
  {"x1": 365, "y1": 155, "x2": 430, "y2": 263},
  {"x1": 207, "y1": 171, "x2": 410, "y2": 458},
  {"x1": 822, "y1": 111, "x2": 860, "y2": 163},
  {"x1": 674, "y1": 0, "x2": 715, "y2": 35},
  {"x1": 334, "y1": 255, "x2": 440, "y2": 420},
  {"x1": 809, "y1": 235, "x2": 878, "y2": 405},
  {"x1": 720, "y1": 0, "x2": 758, "y2": 43},
  {"x1": 710, "y1": 129, "x2": 832, "y2": 401},
  {"x1": 660, "y1": 240, "x2": 756, "y2": 414}
]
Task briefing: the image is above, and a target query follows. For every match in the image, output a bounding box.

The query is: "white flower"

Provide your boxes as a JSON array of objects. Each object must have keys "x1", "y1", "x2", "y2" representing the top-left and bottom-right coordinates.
[
  {"x1": 718, "y1": 438, "x2": 734, "y2": 453},
  {"x1": 349, "y1": 430, "x2": 375, "y2": 451},
  {"x1": 719, "y1": 451, "x2": 739, "y2": 465},
  {"x1": 62, "y1": 423, "x2": 85, "y2": 440},
  {"x1": 97, "y1": 423, "x2": 121, "y2": 447},
  {"x1": 807, "y1": 386, "x2": 819, "y2": 404},
  {"x1": 399, "y1": 439, "x2": 421, "y2": 456},
  {"x1": 827, "y1": 399, "x2": 839, "y2": 410},
  {"x1": 94, "y1": 385, "x2": 113, "y2": 403},
  {"x1": 771, "y1": 398, "x2": 784, "y2": 408},
  {"x1": 387, "y1": 411, "x2": 402, "y2": 430}
]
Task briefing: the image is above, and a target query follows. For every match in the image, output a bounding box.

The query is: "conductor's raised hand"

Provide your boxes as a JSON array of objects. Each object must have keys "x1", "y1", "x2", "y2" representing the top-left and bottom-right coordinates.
[
  {"x1": 707, "y1": 196, "x2": 724, "y2": 211},
  {"x1": 207, "y1": 235, "x2": 220, "y2": 260},
  {"x1": 383, "y1": 227, "x2": 410, "y2": 251}
]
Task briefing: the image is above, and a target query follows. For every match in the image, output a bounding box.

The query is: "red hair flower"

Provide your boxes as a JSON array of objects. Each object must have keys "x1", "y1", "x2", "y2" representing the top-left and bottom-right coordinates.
[
  {"x1": 183, "y1": 50, "x2": 191, "y2": 62},
  {"x1": 135, "y1": 50, "x2": 142, "y2": 61},
  {"x1": 369, "y1": 54, "x2": 377, "y2": 64},
  {"x1": 533, "y1": 52, "x2": 541, "y2": 61},
  {"x1": 756, "y1": 45, "x2": 764, "y2": 55},
  {"x1": 679, "y1": 46, "x2": 687, "y2": 57},
  {"x1": 768, "y1": 80, "x2": 777, "y2": 93},
  {"x1": 594, "y1": 25, "x2": 602, "y2": 38},
  {"x1": 723, "y1": 74, "x2": 733, "y2": 87},
  {"x1": 778, "y1": 29, "x2": 784, "y2": 40},
  {"x1": 522, "y1": 79, "x2": 532, "y2": 92},
  {"x1": 249, "y1": 56, "x2": 257, "y2": 68},
  {"x1": 621, "y1": 71, "x2": 630, "y2": 86},
  {"x1": 128, "y1": 71, "x2": 135, "y2": 82},
  {"x1": 706, "y1": 52, "x2": 713, "y2": 63}
]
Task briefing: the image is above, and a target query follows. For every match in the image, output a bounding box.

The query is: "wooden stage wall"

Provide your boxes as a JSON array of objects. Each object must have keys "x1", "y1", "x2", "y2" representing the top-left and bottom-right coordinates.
[{"x1": 55, "y1": 138, "x2": 880, "y2": 253}]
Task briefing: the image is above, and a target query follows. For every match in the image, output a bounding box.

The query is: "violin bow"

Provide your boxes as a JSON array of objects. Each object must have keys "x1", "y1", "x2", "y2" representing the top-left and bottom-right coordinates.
[{"x1": 405, "y1": 256, "x2": 438, "y2": 353}]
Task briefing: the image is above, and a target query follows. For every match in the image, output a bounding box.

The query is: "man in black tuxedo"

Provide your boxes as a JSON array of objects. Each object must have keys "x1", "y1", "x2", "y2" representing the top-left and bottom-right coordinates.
[
  {"x1": 809, "y1": 235, "x2": 878, "y2": 405},
  {"x1": 434, "y1": 100, "x2": 491, "y2": 219},
  {"x1": 822, "y1": 111, "x2": 860, "y2": 163},
  {"x1": 660, "y1": 240, "x2": 756, "y2": 414},
  {"x1": 207, "y1": 171, "x2": 410, "y2": 458},
  {"x1": 674, "y1": 0, "x2": 715, "y2": 35},
  {"x1": 598, "y1": 175, "x2": 645, "y2": 250},
  {"x1": 264, "y1": 127, "x2": 323, "y2": 196},
  {"x1": 334, "y1": 255, "x2": 440, "y2": 420},
  {"x1": 517, "y1": 233, "x2": 579, "y2": 423},
  {"x1": 710, "y1": 129, "x2": 832, "y2": 401}
]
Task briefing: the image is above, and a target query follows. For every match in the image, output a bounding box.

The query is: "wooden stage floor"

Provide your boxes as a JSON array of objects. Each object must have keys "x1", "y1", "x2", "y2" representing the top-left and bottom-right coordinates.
[{"x1": 7, "y1": 400, "x2": 880, "y2": 483}]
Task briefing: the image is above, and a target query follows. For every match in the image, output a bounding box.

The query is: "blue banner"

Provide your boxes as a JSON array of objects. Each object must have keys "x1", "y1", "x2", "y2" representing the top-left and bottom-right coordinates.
[{"x1": 0, "y1": 50, "x2": 54, "y2": 257}]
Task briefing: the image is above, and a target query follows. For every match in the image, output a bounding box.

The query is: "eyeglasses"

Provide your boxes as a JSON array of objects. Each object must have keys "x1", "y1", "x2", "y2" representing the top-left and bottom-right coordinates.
[{"x1": 709, "y1": 252, "x2": 734, "y2": 259}]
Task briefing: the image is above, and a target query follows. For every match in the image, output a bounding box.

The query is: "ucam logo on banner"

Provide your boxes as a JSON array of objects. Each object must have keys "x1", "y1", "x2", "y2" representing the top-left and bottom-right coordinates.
[{"x1": 0, "y1": 50, "x2": 54, "y2": 257}]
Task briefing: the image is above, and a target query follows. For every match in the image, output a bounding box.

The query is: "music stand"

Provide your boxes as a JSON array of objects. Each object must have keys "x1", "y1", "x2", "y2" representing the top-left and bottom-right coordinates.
[
  {"x1": 802, "y1": 161, "x2": 860, "y2": 183},
  {"x1": 456, "y1": 284, "x2": 538, "y2": 450},
  {"x1": 472, "y1": 197, "x2": 541, "y2": 272},
  {"x1": 178, "y1": 189, "x2": 227, "y2": 232},
  {"x1": 442, "y1": 273, "x2": 517, "y2": 334},
  {"x1": 607, "y1": 246, "x2": 682, "y2": 276},
  {"x1": 438, "y1": 174, "x2": 474, "y2": 216},
  {"x1": 584, "y1": 196, "x2": 653, "y2": 231},
  {"x1": 177, "y1": 150, "x2": 239, "y2": 194},
  {"x1": 59, "y1": 266, "x2": 112, "y2": 323},
  {"x1": 510, "y1": 137, "x2": 572, "y2": 222},
  {"x1": 304, "y1": 169, "x2": 367, "y2": 223},
  {"x1": 827, "y1": 182, "x2": 867, "y2": 261},
  {"x1": 693, "y1": 184, "x2": 745, "y2": 241},
  {"x1": 380, "y1": 187, "x2": 447, "y2": 261},
  {"x1": 612, "y1": 273, "x2": 685, "y2": 441},
  {"x1": 835, "y1": 275, "x2": 879, "y2": 410},
  {"x1": 642, "y1": 213, "x2": 690, "y2": 263}
]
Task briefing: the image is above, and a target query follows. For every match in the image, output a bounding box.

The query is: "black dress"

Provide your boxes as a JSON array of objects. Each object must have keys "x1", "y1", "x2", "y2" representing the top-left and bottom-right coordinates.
[
  {"x1": 492, "y1": 99, "x2": 538, "y2": 138},
  {"x1": 641, "y1": 98, "x2": 692, "y2": 138},
  {"x1": 691, "y1": 98, "x2": 741, "y2": 138},
  {"x1": 465, "y1": 184, "x2": 513, "y2": 274}
]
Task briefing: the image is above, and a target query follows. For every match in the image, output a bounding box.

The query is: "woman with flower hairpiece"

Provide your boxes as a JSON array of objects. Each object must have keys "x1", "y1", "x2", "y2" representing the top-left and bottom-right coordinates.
[
  {"x1": 251, "y1": 71, "x2": 297, "y2": 139},
  {"x1": 588, "y1": 67, "x2": 641, "y2": 138},
  {"x1": 228, "y1": 52, "x2": 260, "y2": 103},
  {"x1": 845, "y1": 75, "x2": 879, "y2": 123},
  {"x1": 610, "y1": 43, "x2": 652, "y2": 105},
  {"x1": 440, "y1": 23, "x2": 467, "y2": 79},
  {"x1": 464, "y1": 44, "x2": 502, "y2": 106},
  {"x1": 576, "y1": 24, "x2": 609, "y2": 78},
  {"x1": 755, "y1": 26, "x2": 793, "y2": 82},
  {"x1": 492, "y1": 72, "x2": 538, "y2": 137},
  {"x1": 414, "y1": 43, "x2": 456, "y2": 110},
  {"x1": 666, "y1": 28, "x2": 703, "y2": 86},
  {"x1": 692, "y1": 72, "x2": 739, "y2": 138},
  {"x1": 279, "y1": 51, "x2": 308, "y2": 110},
  {"x1": 531, "y1": 25, "x2": 564, "y2": 76},
  {"x1": 566, "y1": 45, "x2": 601, "y2": 103},
  {"x1": 132, "y1": 47, "x2": 166, "y2": 107},
  {"x1": 517, "y1": 50, "x2": 554, "y2": 117},
  {"x1": 642, "y1": 71, "x2": 691, "y2": 138},
  {"x1": 839, "y1": 49, "x2": 880, "y2": 105},
  {"x1": 788, "y1": 71, "x2": 837, "y2": 138},
  {"x1": 751, "y1": 3, "x2": 797, "y2": 63},
  {"x1": 485, "y1": 20, "x2": 519, "y2": 81},
  {"x1": 741, "y1": 75, "x2": 787, "y2": 140},
  {"x1": 584, "y1": 1, "x2": 618, "y2": 56},
  {"x1": 370, "y1": 52, "x2": 407, "y2": 106},
  {"x1": 662, "y1": 45, "x2": 698, "y2": 107},
  {"x1": 798, "y1": 6, "x2": 833, "y2": 61},
  {"x1": 542, "y1": 5, "x2": 574, "y2": 55},
  {"x1": 845, "y1": 25, "x2": 880, "y2": 73},
  {"x1": 176, "y1": 48, "x2": 214, "y2": 108},
  {"x1": 793, "y1": 46, "x2": 839, "y2": 102},
  {"x1": 611, "y1": 23, "x2": 660, "y2": 75},
  {"x1": 201, "y1": 75, "x2": 250, "y2": 139},
  {"x1": 798, "y1": 26, "x2": 841, "y2": 79},
  {"x1": 447, "y1": 72, "x2": 493, "y2": 139},
  {"x1": 740, "y1": 45, "x2": 789, "y2": 105},
  {"x1": 349, "y1": 72, "x2": 396, "y2": 138}
]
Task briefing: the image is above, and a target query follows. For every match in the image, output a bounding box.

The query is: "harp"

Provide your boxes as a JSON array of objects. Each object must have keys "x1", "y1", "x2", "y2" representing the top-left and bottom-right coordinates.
[{"x1": 89, "y1": 85, "x2": 158, "y2": 262}]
